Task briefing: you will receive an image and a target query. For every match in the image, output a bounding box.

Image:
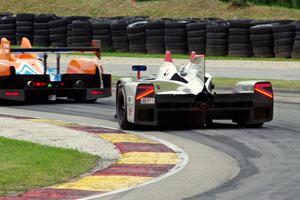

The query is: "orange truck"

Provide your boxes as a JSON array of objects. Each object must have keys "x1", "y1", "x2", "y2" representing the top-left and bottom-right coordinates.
[{"x1": 0, "y1": 37, "x2": 111, "y2": 102}]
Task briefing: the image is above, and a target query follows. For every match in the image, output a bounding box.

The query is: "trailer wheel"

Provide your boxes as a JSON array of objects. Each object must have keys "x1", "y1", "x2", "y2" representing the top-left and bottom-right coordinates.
[{"x1": 116, "y1": 86, "x2": 134, "y2": 130}]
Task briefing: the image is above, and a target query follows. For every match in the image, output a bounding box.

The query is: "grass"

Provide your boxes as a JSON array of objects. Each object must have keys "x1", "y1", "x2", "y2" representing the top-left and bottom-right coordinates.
[
  {"x1": 0, "y1": 0, "x2": 300, "y2": 20},
  {"x1": 112, "y1": 76, "x2": 300, "y2": 90},
  {"x1": 0, "y1": 137, "x2": 98, "y2": 196},
  {"x1": 102, "y1": 52, "x2": 300, "y2": 62}
]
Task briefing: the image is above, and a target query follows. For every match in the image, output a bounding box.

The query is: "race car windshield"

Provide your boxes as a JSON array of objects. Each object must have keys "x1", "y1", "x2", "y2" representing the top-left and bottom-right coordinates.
[{"x1": 190, "y1": 55, "x2": 205, "y2": 82}]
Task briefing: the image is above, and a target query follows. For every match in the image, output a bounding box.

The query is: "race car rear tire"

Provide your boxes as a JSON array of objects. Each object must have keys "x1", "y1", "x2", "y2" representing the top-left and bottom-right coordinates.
[{"x1": 117, "y1": 86, "x2": 134, "y2": 130}]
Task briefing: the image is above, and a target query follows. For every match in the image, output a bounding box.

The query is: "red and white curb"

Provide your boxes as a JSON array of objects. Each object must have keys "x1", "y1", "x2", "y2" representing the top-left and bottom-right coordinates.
[{"x1": 0, "y1": 114, "x2": 188, "y2": 200}]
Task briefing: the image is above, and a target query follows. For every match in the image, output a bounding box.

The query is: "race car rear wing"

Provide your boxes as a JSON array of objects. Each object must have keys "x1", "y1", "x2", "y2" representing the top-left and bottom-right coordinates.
[{"x1": 10, "y1": 40, "x2": 102, "y2": 75}]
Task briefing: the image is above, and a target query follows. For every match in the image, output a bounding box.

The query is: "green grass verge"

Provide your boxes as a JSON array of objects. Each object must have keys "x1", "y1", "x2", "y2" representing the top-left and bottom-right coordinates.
[
  {"x1": 0, "y1": 137, "x2": 98, "y2": 196},
  {"x1": 102, "y1": 52, "x2": 300, "y2": 62},
  {"x1": 112, "y1": 76, "x2": 300, "y2": 90}
]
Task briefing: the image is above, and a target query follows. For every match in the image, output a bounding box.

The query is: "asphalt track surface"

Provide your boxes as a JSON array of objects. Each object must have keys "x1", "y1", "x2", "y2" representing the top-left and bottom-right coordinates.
[{"x1": 3, "y1": 92, "x2": 300, "y2": 200}]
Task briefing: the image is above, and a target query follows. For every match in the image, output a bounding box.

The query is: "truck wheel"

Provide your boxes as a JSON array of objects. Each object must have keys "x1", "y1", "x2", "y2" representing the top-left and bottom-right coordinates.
[{"x1": 116, "y1": 86, "x2": 133, "y2": 130}]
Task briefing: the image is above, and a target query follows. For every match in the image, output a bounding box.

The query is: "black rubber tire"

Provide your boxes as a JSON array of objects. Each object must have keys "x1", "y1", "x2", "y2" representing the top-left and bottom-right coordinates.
[
  {"x1": 127, "y1": 25, "x2": 145, "y2": 34},
  {"x1": 146, "y1": 36, "x2": 164, "y2": 43},
  {"x1": 48, "y1": 20, "x2": 66, "y2": 28},
  {"x1": 112, "y1": 36, "x2": 128, "y2": 42},
  {"x1": 34, "y1": 22, "x2": 49, "y2": 29},
  {"x1": 275, "y1": 52, "x2": 291, "y2": 58},
  {"x1": 71, "y1": 36, "x2": 91, "y2": 43},
  {"x1": 34, "y1": 14, "x2": 56, "y2": 23},
  {"x1": 146, "y1": 43, "x2": 165, "y2": 50},
  {"x1": 250, "y1": 34, "x2": 273, "y2": 41},
  {"x1": 72, "y1": 28, "x2": 92, "y2": 36},
  {"x1": 16, "y1": 21, "x2": 33, "y2": 26},
  {"x1": 252, "y1": 47, "x2": 274, "y2": 54},
  {"x1": 229, "y1": 20, "x2": 251, "y2": 29},
  {"x1": 33, "y1": 35, "x2": 49, "y2": 42},
  {"x1": 274, "y1": 38, "x2": 294, "y2": 46},
  {"x1": 145, "y1": 21, "x2": 165, "y2": 29},
  {"x1": 165, "y1": 22, "x2": 187, "y2": 29},
  {"x1": 16, "y1": 13, "x2": 35, "y2": 21},
  {"x1": 145, "y1": 29, "x2": 164, "y2": 36},
  {"x1": 92, "y1": 22, "x2": 110, "y2": 29},
  {"x1": 186, "y1": 22, "x2": 207, "y2": 31},
  {"x1": 128, "y1": 38, "x2": 145, "y2": 45},
  {"x1": 272, "y1": 24, "x2": 295, "y2": 33},
  {"x1": 165, "y1": 28, "x2": 186, "y2": 36},
  {"x1": 16, "y1": 26, "x2": 33, "y2": 33},
  {"x1": 228, "y1": 35, "x2": 250, "y2": 44},
  {"x1": 111, "y1": 22, "x2": 128, "y2": 30},
  {"x1": 116, "y1": 85, "x2": 134, "y2": 130},
  {"x1": 165, "y1": 42, "x2": 187, "y2": 49},
  {"x1": 64, "y1": 16, "x2": 91, "y2": 24},
  {"x1": 49, "y1": 27, "x2": 67, "y2": 35},
  {"x1": 72, "y1": 20, "x2": 91, "y2": 29},
  {"x1": 164, "y1": 36, "x2": 186, "y2": 43},
  {"x1": 49, "y1": 34, "x2": 66, "y2": 42},
  {"x1": 229, "y1": 28, "x2": 250, "y2": 35},
  {"x1": 250, "y1": 25, "x2": 273, "y2": 34},
  {"x1": 92, "y1": 35, "x2": 111, "y2": 41},
  {"x1": 274, "y1": 45, "x2": 293, "y2": 53},
  {"x1": 206, "y1": 32, "x2": 227, "y2": 39},
  {"x1": 228, "y1": 50, "x2": 251, "y2": 57},
  {"x1": 187, "y1": 30, "x2": 206, "y2": 38},
  {"x1": 34, "y1": 29, "x2": 49, "y2": 36},
  {"x1": 273, "y1": 32, "x2": 295, "y2": 40},
  {"x1": 251, "y1": 40, "x2": 273, "y2": 47},
  {"x1": 33, "y1": 41, "x2": 49, "y2": 47},
  {"x1": 188, "y1": 37, "x2": 205, "y2": 44},
  {"x1": 291, "y1": 52, "x2": 300, "y2": 59},
  {"x1": 72, "y1": 42, "x2": 91, "y2": 47},
  {"x1": 0, "y1": 24, "x2": 16, "y2": 29},
  {"x1": 206, "y1": 39, "x2": 227, "y2": 46},
  {"x1": 111, "y1": 30, "x2": 127, "y2": 37},
  {"x1": 127, "y1": 32, "x2": 145, "y2": 40},
  {"x1": 253, "y1": 53, "x2": 274, "y2": 58},
  {"x1": 229, "y1": 44, "x2": 251, "y2": 51},
  {"x1": 206, "y1": 24, "x2": 228, "y2": 32},
  {"x1": 113, "y1": 41, "x2": 129, "y2": 49},
  {"x1": 2, "y1": 16, "x2": 16, "y2": 24},
  {"x1": 92, "y1": 29, "x2": 110, "y2": 36}
]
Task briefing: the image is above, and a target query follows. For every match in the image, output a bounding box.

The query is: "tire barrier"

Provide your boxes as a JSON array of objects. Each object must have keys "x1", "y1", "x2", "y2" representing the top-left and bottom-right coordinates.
[
  {"x1": 164, "y1": 21, "x2": 188, "y2": 54},
  {"x1": 145, "y1": 21, "x2": 165, "y2": 54},
  {"x1": 250, "y1": 24, "x2": 274, "y2": 58},
  {"x1": 0, "y1": 12, "x2": 300, "y2": 58},
  {"x1": 16, "y1": 13, "x2": 35, "y2": 44},
  {"x1": 228, "y1": 20, "x2": 251, "y2": 57},
  {"x1": 206, "y1": 23, "x2": 229, "y2": 56},
  {"x1": 292, "y1": 22, "x2": 300, "y2": 59},
  {"x1": 128, "y1": 21, "x2": 147, "y2": 53},
  {"x1": 187, "y1": 22, "x2": 207, "y2": 54}
]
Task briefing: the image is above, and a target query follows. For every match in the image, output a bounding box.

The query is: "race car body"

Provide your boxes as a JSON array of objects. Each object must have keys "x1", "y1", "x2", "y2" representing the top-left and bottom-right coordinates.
[
  {"x1": 116, "y1": 51, "x2": 273, "y2": 129},
  {"x1": 0, "y1": 38, "x2": 111, "y2": 102}
]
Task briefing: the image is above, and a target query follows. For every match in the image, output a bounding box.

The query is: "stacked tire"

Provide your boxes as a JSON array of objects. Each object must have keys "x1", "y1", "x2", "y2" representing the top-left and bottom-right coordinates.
[
  {"x1": 111, "y1": 21, "x2": 129, "y2": 52},
  {"x1": 71, "y1": 20, "x2": 92, "y2": 47},
  {"x1": 145, "y1": 21, "x2": 165, "y2": 54},
  {"x1": 164, "y1": 21, "x2": 188, "y2": 54},
  {"x1": 292, "y1": 22, "x2": 300, "y2": 59},
  {"x1": 250, "y1": 25, "x2": 274, "y2": 58},
  {"x1": 0, "y1": 16, "x2": 16, "y2": 44},
  {"x1": 48, "y1": 19, "x2": 67, "y2": 47},
  {"x1": 91, "y1": 20, "x2": 112, "y2": 51},
  {"x1": 128, "y1": 22, "x2": 147, "y2": 53},
  {"x1": 16, "y1": 13, "x2": 35, "y2": 44},
  {"x1": 272, "y1": 23, "x2": 295, "y2": 58},
  {"x1": 65, "y1": 16, "x2": 90, "y2": 47},
  {"x1": 33, "y1": 14, "x2": 56, "y2": 47},
  {"x1": 206, "y1": 23, "x2": 228, "y2": 56},
  {"x1": 228, "y1": 20, "x2": 251, "y2": 57},
  {"x1": 186, "y1": 22, "x2": 207, "y2": 54}
]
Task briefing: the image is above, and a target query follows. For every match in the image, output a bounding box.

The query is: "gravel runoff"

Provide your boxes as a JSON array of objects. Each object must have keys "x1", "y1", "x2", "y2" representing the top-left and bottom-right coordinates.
[{"x1": 0, "y1": 117, "x2": 120, "y2": 169}]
